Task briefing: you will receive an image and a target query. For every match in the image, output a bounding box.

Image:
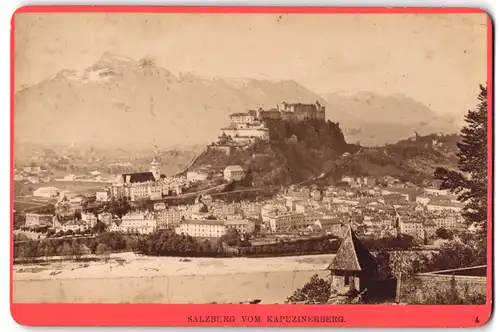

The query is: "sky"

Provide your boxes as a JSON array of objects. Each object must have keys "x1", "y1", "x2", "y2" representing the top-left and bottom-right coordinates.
[{"x1": 14, "y1": 13, "x2": 488, "y2": 120}]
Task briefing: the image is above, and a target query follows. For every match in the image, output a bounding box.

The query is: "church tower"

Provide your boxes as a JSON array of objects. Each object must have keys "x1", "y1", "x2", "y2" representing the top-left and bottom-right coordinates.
[
  {"x1": 151, "y1": 157, "x2": 161, "y2": 181},
  {"x1": 150, "y1": 146, "x2": 161, "y2": 181}
]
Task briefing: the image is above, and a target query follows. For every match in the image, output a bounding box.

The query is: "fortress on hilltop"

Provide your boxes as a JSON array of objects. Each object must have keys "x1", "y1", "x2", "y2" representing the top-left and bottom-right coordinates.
[{"x1": 209, "y1": 101, "x2": 326, "y2": 154}]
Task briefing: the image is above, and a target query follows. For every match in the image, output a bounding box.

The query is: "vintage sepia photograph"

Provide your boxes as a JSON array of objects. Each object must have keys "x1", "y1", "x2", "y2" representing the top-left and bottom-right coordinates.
[{"x1": 12, "y1": 11, "x2": 490, "y2": 309}]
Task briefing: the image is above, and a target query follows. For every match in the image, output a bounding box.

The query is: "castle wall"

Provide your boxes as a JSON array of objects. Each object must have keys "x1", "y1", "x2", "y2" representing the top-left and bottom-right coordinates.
[{"x1": 220, "y1": 128, "x2": 269, "y2": 141}]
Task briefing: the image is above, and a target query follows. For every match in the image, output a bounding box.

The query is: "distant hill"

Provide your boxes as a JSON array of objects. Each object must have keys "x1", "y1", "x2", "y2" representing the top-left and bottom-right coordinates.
[
  {"x1": 323, "y1": 92, "x2": 459, "y2": 146},
  {"x1": 316, "y1": 133, "x2": 460, "y2": 185},
  {"x1": 190, "y1": 123, "x2": 459, "y2": 188},
  {"x1": 14, "y1": 52, "x2": 337, "y2": 148},
  {"x1": 14, "y1": 141, "x2": 203, "y2": 178},
  {"x1": 15, "y1": 52, "x2": 460, "y2": 148}
]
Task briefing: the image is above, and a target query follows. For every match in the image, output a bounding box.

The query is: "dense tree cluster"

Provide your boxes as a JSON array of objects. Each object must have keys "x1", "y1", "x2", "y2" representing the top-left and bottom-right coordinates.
[
  {"x1": 239, "y1": 237, "x2": 340, "y2": 257},
  {"x1": 435, "y1": 84, "x2": 488, "y2": 225},
  {"x1": 14, "y1": 230, "x2": 343, "y2": 261},
  {"x1": 362, "y1": 234, "x2": 418, "y2": 251},
  {"x1": 435, "y1": 228, "x2": 453, "y2": 240},
  {"x1": 285, "y1": 274, "x2": 332, "y2": 304}
]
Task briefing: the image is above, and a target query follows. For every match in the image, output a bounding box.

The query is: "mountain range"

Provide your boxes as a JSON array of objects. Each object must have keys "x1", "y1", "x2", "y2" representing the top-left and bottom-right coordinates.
[{"x1": 14, "y1": 52, "x2": 460, "y2": 147}]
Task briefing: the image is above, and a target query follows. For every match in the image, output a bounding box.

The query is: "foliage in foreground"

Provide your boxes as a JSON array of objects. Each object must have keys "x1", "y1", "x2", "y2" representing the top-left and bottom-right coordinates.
[
  {"x1": 435, "y1": 84, "x2": 488, "y2": 225},
  {"x1": 285, "y1": 274, "x2": 331, "y2": 304},
  {"x1": 286, "y1": 235, "x2": 487, "y2": 305}
]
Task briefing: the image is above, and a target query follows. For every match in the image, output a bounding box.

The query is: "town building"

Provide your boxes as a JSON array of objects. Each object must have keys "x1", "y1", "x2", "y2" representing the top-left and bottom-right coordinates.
[
  {"x1": 68, "y1": 195, "x2": 84, "y2": 210},
  {"x1": 224, "y1": 219, "x2": 255, "y2": 235},
  {"x1": 382, "y1": 194, "x2": 407, "y2": 206},
  {"x1": 416, "y1": 195, "x2": 432, "y2": 206},
  {"x1": 25, "y1": 213, "x2": 53, "y2": 228},
  {"x1": 111, "y1": 157, "x2": 165, "y2": 201},
  {"x1": 310, "y1": 218, "x2": 344, "y2": 236},
  {"x1": 423, "y1": 222, "x2": 438, "y2": 236},
  {"x1": 81, "y1": 212, "x2": 98, "y2": 228},
  {"x1": 175, "y1": 218, "x2": 255, "y2": 238},
  {"x1": 424, "y1": 186, "x2": 450, "y2": 196},
  {"x1": 176, "y1": 219, "x2": 227, "y2": 238},
  {"x1": 341, "y1": 175, "x2": 356, "y2": 185},
  {"x1": 120, "y1": 211, "x2": 157, "y2": 234},
  {"x1": 266, "y1": 212, "x2": 305, "y2": 233},
  {"x1": 224, "y1": 165, "x2": 245, "y2": 182},
  {"x1": 239, "y1": 201, "x2": 262, "y2": 217},
  {"x1": 430, "y1": 212, "x2": 463, "y2": 229},
  {"x1": 98, "y1": 212, "x2": 113, "y2": 225},
  {"x1": 363, "y1": 176, "x2": 377, "y2": 187},
  {"x1": 427, "y1": 200, "x2": 464, "y2": 212},
  {"x1": 61, "y1": 220, "x2": 88, "y2": 233},
  {"x1": 155, "y1": 208, "x2": 182, "y2": 229},
  {"x1": 186, "y1": 168, "x2": 210, "y2": 182},
  {"x1": 33, "y1": 186, "x2": 60, "y2": 198},
  {"x1": 96, "y1": 190, "x2": 110, "y2": 202},
  {"x1": 399, "y1": 218, "x2": 424, "y2": 239},
  {"x1": 154, "y1": 202, "x2": 166, "y2": 211}
]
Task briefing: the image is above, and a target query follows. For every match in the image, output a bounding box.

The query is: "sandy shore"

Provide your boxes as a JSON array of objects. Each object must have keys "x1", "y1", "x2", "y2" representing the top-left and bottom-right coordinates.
[
  {"x1": 13, "y1": 252, "x2": 335, "y2": 281},
  {"x1": 13, "y1": 253, "x2": 334, "y2": 304}
]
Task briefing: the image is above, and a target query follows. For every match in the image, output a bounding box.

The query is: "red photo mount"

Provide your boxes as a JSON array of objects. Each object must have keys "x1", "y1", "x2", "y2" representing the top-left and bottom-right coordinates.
[{"x1": 10, "y1": 6, "x2": 493, "y2": 327}]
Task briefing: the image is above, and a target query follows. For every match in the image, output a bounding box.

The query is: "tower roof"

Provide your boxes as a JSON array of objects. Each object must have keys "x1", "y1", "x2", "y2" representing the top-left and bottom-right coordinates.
[
  {"x1": 327, "y1": 227, "x2": 376, "y2": 272},
  {"x1": 151, "y1": 155, "x2": 160, "y2": 165}
]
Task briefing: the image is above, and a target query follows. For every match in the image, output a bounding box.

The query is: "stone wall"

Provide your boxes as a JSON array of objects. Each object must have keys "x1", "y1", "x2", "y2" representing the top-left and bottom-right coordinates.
[
  {"x1": 13, "y1": 270, "x2": 330, "y2": 304},
  {"x1": 398, "y1": 274, "x2": 487, "y2": 304}
]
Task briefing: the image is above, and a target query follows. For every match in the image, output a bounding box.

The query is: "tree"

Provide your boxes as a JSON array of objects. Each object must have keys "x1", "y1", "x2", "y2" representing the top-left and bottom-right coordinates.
[
  {"x1": 436, "y1": 228, "x2": 452, "y2": 240},
  {"x1": 285, "y1": 274, "x2": 331, "y2": 304},
  {"x1": 221, "y1": 228, "x2": 240, "y2": 246},
  {"x1": 427, "y1": 239, "x2": 484, "y2": 271},
  {"x1": 108, "y1": 198, "x2": 131, "y2": 218},
  {"x1": 71, "y1": 240, "x2": 85, "y2": 260},
  {"x1": 374, "y1": 250, "x2": 430, "y2": 279},
  {"x1": 434, "y1": 84, "x2": 488, "y2": 225},
  {"x1": 96, "y1": 243, "x2": 111, "y2": 262},
  {"x1": 92, "y1": 221, "x2": 107, "y2": 234},
  {"x1": 60, "y1": 242, "x2": 73, "y2": 257},
  {"x1": 125, "y1": 236, "x2": 140, "y2": 253}
]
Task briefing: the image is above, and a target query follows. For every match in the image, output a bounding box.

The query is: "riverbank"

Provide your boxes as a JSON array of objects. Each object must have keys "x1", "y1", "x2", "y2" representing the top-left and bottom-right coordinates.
[
  {"x1": 13, "y1": 253, "x2": 334, "y2": 304},
  {"x1": 13, "y1": 252, "x2": 335, "y2": 281}
]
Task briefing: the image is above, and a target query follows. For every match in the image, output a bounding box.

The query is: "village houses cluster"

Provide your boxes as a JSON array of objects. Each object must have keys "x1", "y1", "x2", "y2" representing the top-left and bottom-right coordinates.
[
  {"x1": 18, "y1": 101, "x2": 466, "y2": 242},
  {"x1": 22, "y1": 169, "x2": 466, "y2": 242}
]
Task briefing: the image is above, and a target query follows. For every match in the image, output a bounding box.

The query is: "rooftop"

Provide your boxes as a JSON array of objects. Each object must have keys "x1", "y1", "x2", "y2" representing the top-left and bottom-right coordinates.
[
  {"x1": 317, "y1": 218, "x2": 343, "y2": 227},
  {"x1": 327, "y1": 227, "x2": 377, "y2": 272},
  {"x1": 428, "y1": 200, "x2": 465, "y2": 208},
  {"x1": 224, "y1": 219, "x2": 253, "y2": 226},
  {"x1": 120, "y1": 172, "x2": 156, "y2": 183},
  {"x1": 229, "y1": 112, "x2": 251, "y2": 117},
  {"x1": 181, "y1": 219, "x2": 226, "y2": 226}
]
